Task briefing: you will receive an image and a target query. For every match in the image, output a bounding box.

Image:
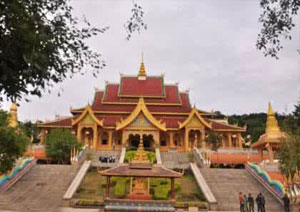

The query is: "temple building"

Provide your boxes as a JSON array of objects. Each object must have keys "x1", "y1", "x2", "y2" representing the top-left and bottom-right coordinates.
[{"x1": 38, "y1": 60, "x2": 246, "y2": 152}]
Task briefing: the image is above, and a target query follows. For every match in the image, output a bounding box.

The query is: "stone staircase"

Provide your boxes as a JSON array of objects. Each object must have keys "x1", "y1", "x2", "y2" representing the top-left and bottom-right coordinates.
[
  {"x1": 90, "y1": 150, "x2": 121, "y2": 167},
  {"x1": 200, "y1": 168, "x2": 283, "y2": 211},
  {"x1": 161, "y1": 152, "x2": 191, "y2": 169},
  {"x1": 0, "y1": 164, "x2": 77, "y2": 212}
]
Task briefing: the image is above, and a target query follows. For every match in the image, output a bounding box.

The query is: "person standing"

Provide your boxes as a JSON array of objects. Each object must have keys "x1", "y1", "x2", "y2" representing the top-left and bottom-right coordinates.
[
  {"x1": 239, "y1": 192, "x2": 245, "y2": 212},
  {"x1": 260, "y1": 193, "x2": 265, "y2": 212},
  {"x1": 282, "y1": 194, "x2": 290, "y2": 212},
  {"x1": 248, "y1": 193, "x2": 254, "y2": 212},
  {"x1": 244, "y1": 194, "x2": 249, "y2": 212},
  {"x1": 256, "y1": 193, "x2": 261, "y2": 212}
]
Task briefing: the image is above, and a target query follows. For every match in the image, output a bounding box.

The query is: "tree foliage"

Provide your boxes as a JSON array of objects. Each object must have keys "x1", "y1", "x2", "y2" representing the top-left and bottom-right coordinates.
[
  {"x1": 124, "y1": 1, "x2": 147, "y2": 40},
  {"x1": 278, "y1": 133, "x2": 300, "y2": 197},
  {"x1": 0, "y1": 0, "x2": 108, "y2": 102},
  {"x1": 45, "y1": 129, "x2": 82, "y2": 164},
  {"x1": 206, "y1": 131, "x2": 222, "y2": 151},
  {"x1": 257, "y1": 0, "x2": 300, "y2": 58},
  {"x1": 0, "y1": 111, "x2": 29, "y2": 174}
]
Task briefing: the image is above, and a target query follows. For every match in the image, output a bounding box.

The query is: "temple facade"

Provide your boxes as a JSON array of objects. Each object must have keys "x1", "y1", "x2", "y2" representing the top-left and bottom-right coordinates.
[{"x1": 38, "y1": 60, "x2": 246, "y2": 152}]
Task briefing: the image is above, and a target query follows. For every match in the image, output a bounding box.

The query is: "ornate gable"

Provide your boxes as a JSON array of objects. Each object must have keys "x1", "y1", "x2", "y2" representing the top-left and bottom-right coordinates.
[
  {"x1": 72, "y1": 105, "x2": 103, "y2": 126},
  {"x1": 179, "y1": 107, "x2": 212, "y2": 129},
  {"x1": 116, "y1": 98, "x2": 166, "y2": 131}
]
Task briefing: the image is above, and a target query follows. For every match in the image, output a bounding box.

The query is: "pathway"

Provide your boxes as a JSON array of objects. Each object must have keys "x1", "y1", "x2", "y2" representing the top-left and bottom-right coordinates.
[
  {"x1": 200, "y1": 168, "x2": 283, "y2": 211},
  {"x1": 0, "y1": 165, "x2": 77, "y2": 212}
]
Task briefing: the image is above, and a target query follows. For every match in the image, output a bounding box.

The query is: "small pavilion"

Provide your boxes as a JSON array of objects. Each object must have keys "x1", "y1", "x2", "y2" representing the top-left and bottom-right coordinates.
[
  {"x1": 100, "y1": 136, "x2": 182, "y2": 211},
  {"x1": 252, "y1": 103, "x2": 285, "y2": 162}
]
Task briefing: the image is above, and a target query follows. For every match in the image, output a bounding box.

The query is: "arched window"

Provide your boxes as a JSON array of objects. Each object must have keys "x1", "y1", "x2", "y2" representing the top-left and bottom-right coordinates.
[
  {"x1": 160, "y1": 132, "x2": 167, "y2": 146},
  {"x1": 102, "y1": 132, "x2": 108, "y2": 145}
]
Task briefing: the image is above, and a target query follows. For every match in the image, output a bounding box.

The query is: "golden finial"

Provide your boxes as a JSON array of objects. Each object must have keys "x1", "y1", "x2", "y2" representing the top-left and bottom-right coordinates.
[
  {"x1": 9, "y1": 102, "x2": 18, "y2": 128},
  {"x1": 138, "y1": 53, "x2": 146, "y2": 78},
  {"x1": 266, "y1": 102, "x2": 280, "y2": 134}
]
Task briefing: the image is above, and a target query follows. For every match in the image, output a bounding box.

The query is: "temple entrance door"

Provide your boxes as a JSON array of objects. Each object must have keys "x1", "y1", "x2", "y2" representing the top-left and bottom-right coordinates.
[
  {"x1": 129, "y1": 134, "x2": 140, "y2": 150},
  {"x1": 143, "y1": 134, "x2": 154, "y2": 151},
  {"x1": 81, "y1": 128, "x2": 94, "y2": 148}
]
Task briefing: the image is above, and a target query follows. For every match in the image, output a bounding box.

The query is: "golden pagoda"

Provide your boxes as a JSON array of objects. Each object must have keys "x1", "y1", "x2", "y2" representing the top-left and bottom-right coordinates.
[
  {"x1": 252, "y1": 103, "x2": 285, "y2": 162},
  {"x1": 9, "y1": 103, "x2": 18, "y2": 128}
]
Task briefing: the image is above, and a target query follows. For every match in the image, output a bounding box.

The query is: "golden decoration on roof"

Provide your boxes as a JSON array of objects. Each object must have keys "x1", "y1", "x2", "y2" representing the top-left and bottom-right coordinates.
[{"x1": 138, "y1": 56, "x2": 146, "y2": 77}]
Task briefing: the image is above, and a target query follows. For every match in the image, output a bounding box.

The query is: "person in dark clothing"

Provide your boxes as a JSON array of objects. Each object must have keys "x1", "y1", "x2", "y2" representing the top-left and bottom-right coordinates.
[
  {"x1": 239, "y1": 192, "x2": 245, "y2": 212},
  {"x1": 248, "y1": 193, "x2": 254, "y2": 212},
  {"x1": 256, "y1": 193, "x2": 262, "y2": 212},
  {"x1": 282, "y1": 194, "x2": 290, "y2": 212},
  {"x1": 260, "y1": 193, "x2": 265, "y2": 212}
]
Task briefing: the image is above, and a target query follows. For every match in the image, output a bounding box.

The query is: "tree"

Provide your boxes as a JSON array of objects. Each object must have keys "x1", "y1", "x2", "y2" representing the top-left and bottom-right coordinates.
[
  {"x1": 257, "y1": 0, "x2": 300, "y2": 59},
  {"x1": 19, "y1": 121, "x2": 40, "y2": 143},
  {"x1": 278, "y1": 133, "x2": 300, "y2": 200},
  {"x1": 292, "y1": 101, "x2": 300, "y2": 127},
  {"x1": 124, "y1": 1, "x2": 147, "y2": 40},
  {"x1": 45, "y1": 129, "x2": 82, "y2": 164},
  {"x1": 0, "y1": 111, "x2": 29, "y2": 174},
  {"x1": 0, "y1": 0, "x2": 108, "y2": 102},
  {"x1": 206, "y1": 131, "x2": 222, "y2": 152}
]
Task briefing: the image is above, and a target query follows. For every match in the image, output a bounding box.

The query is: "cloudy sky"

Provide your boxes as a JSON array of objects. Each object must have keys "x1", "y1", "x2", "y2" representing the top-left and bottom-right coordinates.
[{"x1": 2, "y1": 0, "x2": 300, "y2": 121}]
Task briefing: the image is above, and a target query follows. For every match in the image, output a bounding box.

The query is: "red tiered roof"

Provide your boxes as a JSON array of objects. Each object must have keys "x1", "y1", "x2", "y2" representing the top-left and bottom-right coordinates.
[
  {"x1": 119, "y1": 76, "x2": 164, "y2": 97},
  {"x1": 40, "y1": 73, "x2": 243, "y2": 132}
]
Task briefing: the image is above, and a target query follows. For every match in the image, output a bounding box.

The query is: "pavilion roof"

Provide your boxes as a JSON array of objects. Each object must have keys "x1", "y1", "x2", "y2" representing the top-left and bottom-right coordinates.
[{"x1": 100, "y1": 164, "x2": 182, "y2": 178}]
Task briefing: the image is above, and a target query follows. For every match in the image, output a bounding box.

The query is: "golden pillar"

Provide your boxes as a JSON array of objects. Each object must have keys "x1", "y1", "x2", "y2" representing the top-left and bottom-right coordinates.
[
  {"x1": 227, "y1": 133, "x2": 232, "y2": 148},
  {"x1": 169, "y1": 132, "x2": 175, "y2": 148},
  {"x1": 77, "y1": 126, "x2": 82, "y2": 143},
  {"x1": 108, "y1": 130, "x2": 113, "y2": 149},
  {"x1": 93, "y1": 126, "x2": 98, "y2": 150},
  {"x1": 237, "y1": 133, "x2": 242, "y2": 148},
  {"x1": 184, "y1": 128, "x2": 189, "y2": 151}
]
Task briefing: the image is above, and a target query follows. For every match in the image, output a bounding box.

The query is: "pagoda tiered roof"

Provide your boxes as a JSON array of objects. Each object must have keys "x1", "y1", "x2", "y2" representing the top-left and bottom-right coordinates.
[{"x1": 38, "y1": 61, "x2": 245, "y2": 132}]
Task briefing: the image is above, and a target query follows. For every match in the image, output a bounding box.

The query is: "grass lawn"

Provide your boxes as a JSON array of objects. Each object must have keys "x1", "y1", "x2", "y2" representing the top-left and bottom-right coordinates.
[
  {"x1": 176, "y1": 174, "x2": 205, "y2": 201},
  {"x1": 74, "y1": 171, "x2": 205, "y2": 202}
]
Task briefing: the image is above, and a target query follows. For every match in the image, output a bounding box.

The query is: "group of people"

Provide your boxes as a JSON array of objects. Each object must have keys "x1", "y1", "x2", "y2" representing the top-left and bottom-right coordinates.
[
  {"x1": 98, "y1": 155, "x2": 117, "y2": 163},
  {"x1": 239, "y1": 192, "x2": 268, "y2": 212},
  {"x1": 239, "y1": 192, "x2": 291, "y2": 212}
]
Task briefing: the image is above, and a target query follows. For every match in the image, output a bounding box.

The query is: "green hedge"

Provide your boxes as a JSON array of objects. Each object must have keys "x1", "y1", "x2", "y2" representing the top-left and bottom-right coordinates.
[
  {"x1": 76, "y1": 199, "x2": 104, "y2": 206},
  {"x1": 174, "y1": 201, "x2": 207, "y2": 209},
  {"x1": 150, "y1": 178, "x2": 181, "y2": 200},
  {"x1": 111, "y1": 177, "x2": 129, "y2": 198},
  {"x1": 124, "y1": 151, "x2": 157, "y2": 163}
]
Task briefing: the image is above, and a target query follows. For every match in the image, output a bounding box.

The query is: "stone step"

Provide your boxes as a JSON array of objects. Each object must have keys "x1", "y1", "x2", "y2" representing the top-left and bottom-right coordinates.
[{"x1": 200, "y1": 168, "x2": 283, "y2": 211}]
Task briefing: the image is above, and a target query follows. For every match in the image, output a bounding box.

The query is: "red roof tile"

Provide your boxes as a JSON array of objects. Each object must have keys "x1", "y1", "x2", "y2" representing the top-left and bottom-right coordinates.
[
  {"x1": 209, "y1": 120, "x2": 245, "y2": 131},
  {"x1": 38, "y1": 117, "x2": 72, "y2": 127},
  {"x1": 119, "y1": 76, "x2": 164, "y2": 97}
]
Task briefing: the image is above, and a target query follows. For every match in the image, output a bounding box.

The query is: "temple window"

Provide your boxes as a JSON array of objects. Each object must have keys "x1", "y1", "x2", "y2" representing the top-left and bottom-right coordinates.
[
  {"x1": 174, "y1": 133, "x2": 180, "y2": 146},
  {"x1": 160, "y1": 132, "x2": 168, "y2": 147},
  {"x1": 102, "y1": 132, "x2": 108, "y2": 145},
  {"x1": 160, "y1": 140, "x2": 167, "y2": 146}
]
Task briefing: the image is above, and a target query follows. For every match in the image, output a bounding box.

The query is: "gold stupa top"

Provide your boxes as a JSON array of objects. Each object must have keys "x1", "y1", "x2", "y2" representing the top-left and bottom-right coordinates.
[
  {"x1": 138, "y1": 56, "x2": 146, "y2": 78},
  {"x1": 9, "y1": 102, "x2": 18, "y2": 128},
  {"x1": 266, "y1": 102, "x2": 280, "y2": 135}
]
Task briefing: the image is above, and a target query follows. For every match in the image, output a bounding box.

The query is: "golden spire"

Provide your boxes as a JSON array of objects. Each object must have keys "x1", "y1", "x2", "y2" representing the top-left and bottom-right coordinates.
[
  {"x1": 266, "y1": 102, "x2": 280, "y2": 135},
  {"x1": 9, "y1": 103, "x2": 18, "y2": 128},
  {"x1": 138, "y1": 54, "x2": 146, "y2": 78},
  {"x1": 132, "y1": 135, "x2": 150, "y2": 163}
]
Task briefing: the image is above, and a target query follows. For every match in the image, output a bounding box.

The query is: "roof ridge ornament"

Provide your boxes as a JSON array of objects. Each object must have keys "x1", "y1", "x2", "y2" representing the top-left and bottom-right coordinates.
[{"x1": 138, "y1": 53, "x2": 147, "y2": 80}]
